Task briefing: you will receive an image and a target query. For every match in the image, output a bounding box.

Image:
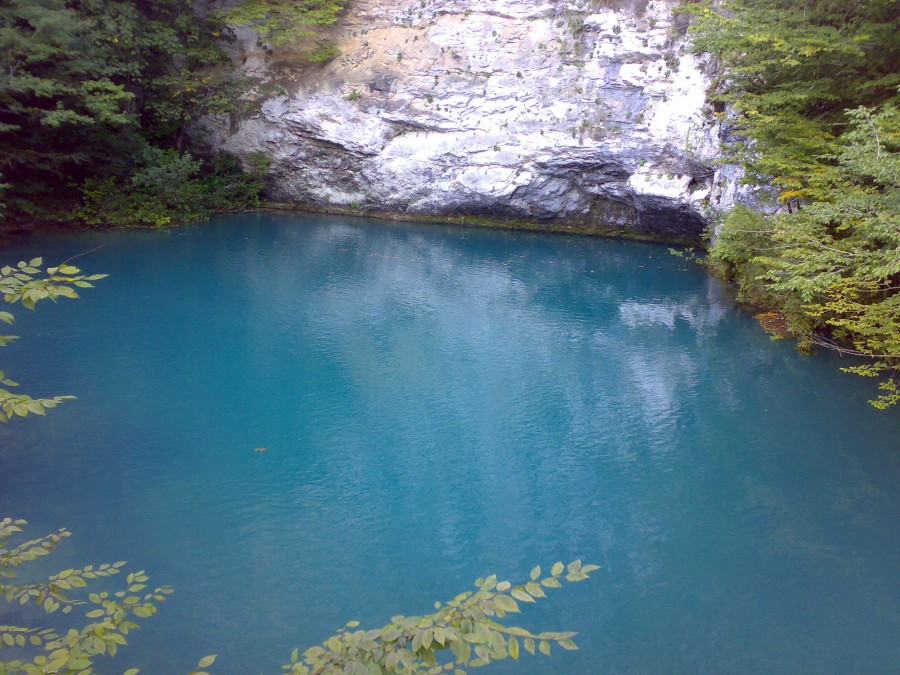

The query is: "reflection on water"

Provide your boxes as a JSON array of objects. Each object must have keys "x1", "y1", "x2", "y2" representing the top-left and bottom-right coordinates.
[{"x1": 0, "y1": 212, "x2": 898, "y2": 674}]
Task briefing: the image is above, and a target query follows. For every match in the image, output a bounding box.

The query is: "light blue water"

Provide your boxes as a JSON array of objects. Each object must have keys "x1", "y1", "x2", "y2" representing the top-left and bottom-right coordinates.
[{"x1": 1, "y1": 212, "x2": 898, "y2": 674}]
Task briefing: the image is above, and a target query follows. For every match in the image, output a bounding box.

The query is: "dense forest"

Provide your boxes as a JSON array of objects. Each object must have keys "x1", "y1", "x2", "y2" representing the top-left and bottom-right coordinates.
[
  {"x1": 0, "y1": 0, "x2": 344, "y2": 227},
  {"x1": 685, "y1": 0, "x2": 899, "y2": 407}
]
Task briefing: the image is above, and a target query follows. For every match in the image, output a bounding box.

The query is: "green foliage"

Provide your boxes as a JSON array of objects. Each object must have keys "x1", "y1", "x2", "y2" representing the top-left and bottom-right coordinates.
[
  {"x1": 80, "y1": 161, "x2": 209, "y2": 225},
  {"x1": 707, "y1": 206, "x2": 785, "y2": 308},
  {"x1": 201, "y1": 151, "x2": 271, "y2": 213},
  {"x1": 0, "y1": 368, "x2": 74, "y2": 425},
  {"x1": 691, "y1": 0, "x2": 900, "y2": 406},
  {"x1": 247, "y1": 151, "x2": 273, "y2": 178},
  {"x1": 74, "y1": 147, "x2": 269, "y2": 227},
  {"x1": 284, "y1": 561, "x2": 598, "y2": 674},
  {"x1": 0, "y1": 519, "x2": 173, "y2": 675},
  {"x1": 0, "y1": 258, "x2": 106, "y2": 421},
  {"x1": 0, "y1": 532, "x2": 596, "y2": 675},
  {"x1": 309, "y1": 42, "x2": 341, "y2": 63},
  {"x1": 0, "y1": 0, "x2": 272, "y2": 225},
  {"x1": 224, "y1": 0, "x2": 346, "y2": 46},
  {"x1": 687, "y1": 0, "x2": 898, "y2": 196},
  {"x1": 0, "y1": 0, "x2": 133, "y2": 215}
]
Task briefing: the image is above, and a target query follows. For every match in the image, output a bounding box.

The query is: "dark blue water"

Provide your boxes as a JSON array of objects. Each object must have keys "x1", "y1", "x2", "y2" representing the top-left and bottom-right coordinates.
[{"x1": 1, "y1": 212, "x2": 898, "y2": 674}]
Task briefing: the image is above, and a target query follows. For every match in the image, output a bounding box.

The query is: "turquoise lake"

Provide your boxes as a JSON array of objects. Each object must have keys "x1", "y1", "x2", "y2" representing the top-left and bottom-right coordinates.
[{"x1": 1, "y1": 212, "x2": 898, "y2": 673}]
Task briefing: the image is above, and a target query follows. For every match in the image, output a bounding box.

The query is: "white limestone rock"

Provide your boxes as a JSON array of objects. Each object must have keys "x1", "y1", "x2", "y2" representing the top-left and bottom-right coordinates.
[{"x1": 208, "y1": 0, "x2": 749, "y2": 240}]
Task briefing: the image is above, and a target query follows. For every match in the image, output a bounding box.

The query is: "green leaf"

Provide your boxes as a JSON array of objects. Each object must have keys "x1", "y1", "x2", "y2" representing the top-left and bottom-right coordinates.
[
  {"x1": 197, "y1": 654, "x2": 216, "y2": 668},
  {"x1": 25, "y1": 400, "x2": 45, "y2": 415},
  {"x1": 525, "y1": 581, "x2": 546, "y2": 598},
  {"x1": 493, "y1": 594, "x2": 520, "y2": 614},
  {"x1": 510, "y1": 588, "x2": 534, "y2": 603},
  {"x1": 451, "y1": 636, "x2": 471, "y2": 663},
  {"x1": 275, "y1": 561, "x2": 597, "y2": 671}
]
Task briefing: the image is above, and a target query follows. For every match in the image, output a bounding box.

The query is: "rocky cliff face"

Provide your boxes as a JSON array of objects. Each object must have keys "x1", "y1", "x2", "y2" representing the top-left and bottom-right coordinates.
[{"x1": 210, "y1": 0, "x2": 745, "y2": 241}]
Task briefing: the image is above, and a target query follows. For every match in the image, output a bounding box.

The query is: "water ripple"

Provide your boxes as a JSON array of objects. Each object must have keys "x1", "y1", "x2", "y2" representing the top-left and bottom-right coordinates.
[{"x1": 0, "y1": 213, "x2": 898, "y2": 674}]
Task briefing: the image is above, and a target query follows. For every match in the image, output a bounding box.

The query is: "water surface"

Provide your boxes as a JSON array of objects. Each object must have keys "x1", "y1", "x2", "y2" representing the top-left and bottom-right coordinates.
[{"x1": 1, "y1": 212, "x2": 898, "y2": 673}]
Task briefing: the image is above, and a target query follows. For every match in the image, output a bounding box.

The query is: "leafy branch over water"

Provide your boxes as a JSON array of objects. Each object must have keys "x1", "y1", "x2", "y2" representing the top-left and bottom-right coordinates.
[
  {"x1": 1, "y1": 515, "x2": 597, "y2": 674},
  {"x1": 285, "y1": 561, "x2": 598, "y2": 674},
  {"x1": 0, "y1": 257, "x2": 106, "y2": 422},
  {"x1": 0, "y1": 518, "x2": 173, "y2": 675}
]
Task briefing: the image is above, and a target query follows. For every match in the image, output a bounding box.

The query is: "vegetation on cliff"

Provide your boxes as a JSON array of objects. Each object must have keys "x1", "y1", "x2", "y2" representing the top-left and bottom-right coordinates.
[
  {"x1": 223, "y1": 0, "x2": 345, "y2": 54},
  {"x1": 0, "y1": 0, "x2": 279, "y2": 227},
  {"x1": 687, "y1": 0, "x2": 899, "y2": 407}
]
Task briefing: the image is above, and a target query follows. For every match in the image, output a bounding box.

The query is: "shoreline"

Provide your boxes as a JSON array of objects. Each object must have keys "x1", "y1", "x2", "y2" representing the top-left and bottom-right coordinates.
[{"x1": 1, "y1": 202, "x2": 708, "y2": 250}]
